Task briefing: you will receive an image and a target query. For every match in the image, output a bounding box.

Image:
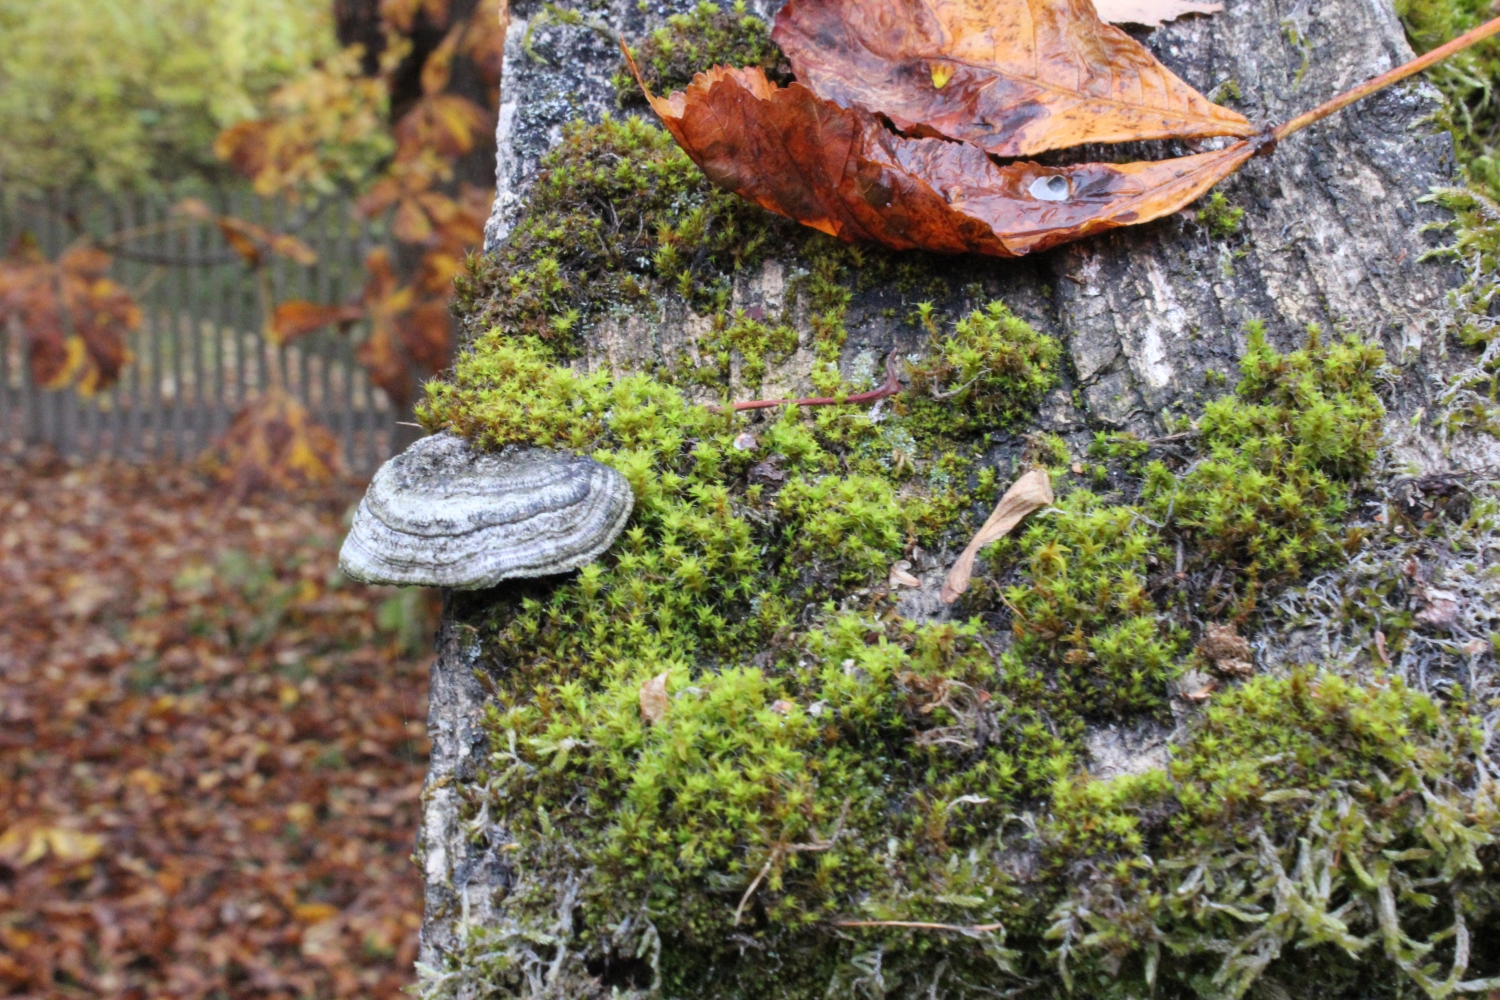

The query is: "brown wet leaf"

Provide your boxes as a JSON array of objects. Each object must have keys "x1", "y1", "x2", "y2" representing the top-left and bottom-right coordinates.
[
  {"x1": 640, "y1": 671, "x2": 671, "y2": 724},
  {"x1": 770, "y1": 0, "x2": 1253, "y2": 158},
  {"x1": 941, "y1": 468, "x2": 1053, "y2": 603},
  {"x1": 636, "y1": 64, "x2": 1255, "y2": 258}
]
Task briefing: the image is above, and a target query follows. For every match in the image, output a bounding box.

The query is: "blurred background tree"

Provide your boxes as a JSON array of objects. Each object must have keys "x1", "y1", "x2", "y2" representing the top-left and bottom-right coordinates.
[
  {"x1": 0, "y1": 0, "x2": 505, "y2": 491},
  {"x1": 0, "y1": 0, "x2": 340, "y2": 193}
]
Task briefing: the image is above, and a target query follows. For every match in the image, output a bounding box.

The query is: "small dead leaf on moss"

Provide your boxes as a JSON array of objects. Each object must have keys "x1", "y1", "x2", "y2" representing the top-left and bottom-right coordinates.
[
  {"x1": 942, "y1": 468, "x2": 1053, "y2": 603},
  {"x1": 889, "y1": 560, "x2": 921, "y2": 588},
  {"x1": 639, "y1": 671, "x2": 670, "y2": 724}
]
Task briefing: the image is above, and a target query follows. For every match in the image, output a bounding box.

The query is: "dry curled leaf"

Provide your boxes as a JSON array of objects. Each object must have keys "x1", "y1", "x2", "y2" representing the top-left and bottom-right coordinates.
[
  {"x1": 1197, "y1": 622, "x2": 1253, "y2": 677},
  {"x1": 770, "y1": 0, "x2": 1253, "y2": 158},
  {"x1": 889, "y1": 560, "x2": 922, "y2": 588},
  {"x1": 941, "y1": 468, "x2": 1053, "y2": 603},
  {"x1": 634, "y1": 62, "x2": 1256, "y2": 258},
  {"x1": 640, "y1": 671, "x2": 670, "y2": 724}
]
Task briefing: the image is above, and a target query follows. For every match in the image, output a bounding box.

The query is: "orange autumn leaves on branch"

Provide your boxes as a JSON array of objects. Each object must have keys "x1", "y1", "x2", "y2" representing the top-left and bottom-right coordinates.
[
  {"x1": 630, "y1": 0, "x2": 1500, "y2": 257},
  {"x1": 0, "y1": 239, "x2": 138, "y2": 393},
  {"x1": 216, "y1": 0, "x2": 504, "y2": 406}
]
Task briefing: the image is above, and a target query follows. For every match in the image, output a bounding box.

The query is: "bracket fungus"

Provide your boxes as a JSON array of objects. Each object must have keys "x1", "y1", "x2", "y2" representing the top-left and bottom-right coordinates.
[{"x1": 338, "y1": 433, "x2": 634, "y2": 589}]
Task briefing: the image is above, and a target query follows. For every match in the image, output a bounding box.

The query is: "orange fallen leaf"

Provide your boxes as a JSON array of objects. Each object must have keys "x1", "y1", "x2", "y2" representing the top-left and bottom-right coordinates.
[
  {"x1": 632, "y1": 61, "x2": 1257, "y2": 258},
  {"x1": 640, "y1": 671, "x2": 670, "y2": 724},
  {"x1": 630, "y1": 9, "x2": 1500, "y2": 258},
  {"x1": 771, "y1": 0, "x2": 1254, "y2": 157},
  {"x1": 941, "y1": 468, "x2": 1053, "y2": 603}
]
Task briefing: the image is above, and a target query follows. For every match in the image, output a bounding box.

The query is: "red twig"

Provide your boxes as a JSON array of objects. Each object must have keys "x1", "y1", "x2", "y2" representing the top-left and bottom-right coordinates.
[{"x1": 721, "y1": 352, "x2": 903, "y2": 412}]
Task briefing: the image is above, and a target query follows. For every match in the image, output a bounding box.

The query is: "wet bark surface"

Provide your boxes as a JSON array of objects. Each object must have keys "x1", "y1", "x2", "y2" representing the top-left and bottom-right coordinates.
[{"x1": 423, "y1": 0, "x2": 1470, "y2": 974}]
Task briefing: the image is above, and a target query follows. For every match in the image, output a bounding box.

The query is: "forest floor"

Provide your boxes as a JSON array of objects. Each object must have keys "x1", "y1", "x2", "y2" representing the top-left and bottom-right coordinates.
[{"x1": 0, "y1": 444, "x2": 434, "y2": 998}]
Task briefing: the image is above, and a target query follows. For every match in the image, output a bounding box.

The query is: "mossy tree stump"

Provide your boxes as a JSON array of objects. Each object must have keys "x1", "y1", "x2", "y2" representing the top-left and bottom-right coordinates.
[{"x1": 411, "y1": 1, "x2": 1500, "y2": 998}]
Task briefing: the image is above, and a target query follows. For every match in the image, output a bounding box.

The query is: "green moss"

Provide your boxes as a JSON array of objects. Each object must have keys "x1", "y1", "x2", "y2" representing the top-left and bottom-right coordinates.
[
  {"x1": 1196, "y1": 191, "x2": 1245, "y2": 239},
  {"x1": 1043, "y1": 671, "x2": 1496, "y2": 999},
  {"x1": 903, "y1": 301, "x2": 1062, "y2": 437},
  {"x1": 612, "y1": 1, "x2": 789, "y2": 99},
  {"x1": 422, "y1": 86, "x2": 1499, "y2": 1000},
  {"x1": 1142, "y1": 322, "x2": 1385, "y2": 584},
  {"x1": 452, "y1": 116, "x2": 787, "y2": 356}
]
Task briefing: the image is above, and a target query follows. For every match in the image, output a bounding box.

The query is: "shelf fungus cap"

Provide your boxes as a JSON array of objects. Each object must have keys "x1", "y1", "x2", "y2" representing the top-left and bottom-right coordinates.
[{"x1": 339, "y1": 433, "x2": 634, "y2": 588}]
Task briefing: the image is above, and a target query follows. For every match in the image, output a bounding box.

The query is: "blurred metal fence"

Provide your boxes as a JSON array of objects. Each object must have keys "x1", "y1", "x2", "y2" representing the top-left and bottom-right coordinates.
[{"x1": 0, "y1": 189, "x2": 411, "y2": 474}]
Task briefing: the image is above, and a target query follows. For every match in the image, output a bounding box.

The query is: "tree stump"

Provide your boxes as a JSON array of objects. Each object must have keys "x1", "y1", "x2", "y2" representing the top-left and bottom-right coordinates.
[{"x1": 410, "y1": 0, "x2": 1500, "y2": 996}]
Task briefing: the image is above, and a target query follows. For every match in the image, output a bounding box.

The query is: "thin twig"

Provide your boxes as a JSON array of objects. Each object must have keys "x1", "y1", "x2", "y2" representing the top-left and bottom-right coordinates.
[
  {"x1": 930, "y1": 368, "x2": 990, "y2": 401},
  {"x1": 733, "y1": 800, "x2": 851, "y2": 926},
  {"x1": 719, "y1": 353, "x2": 902, "y2": 412},
  {"x1": 832, "y1": 920, "x2": 1006, "y2": 934}
]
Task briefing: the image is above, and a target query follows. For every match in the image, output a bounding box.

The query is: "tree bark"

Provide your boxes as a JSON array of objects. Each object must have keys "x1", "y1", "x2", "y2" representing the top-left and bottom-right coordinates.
[{"x1": 420, "y1": 0, "x2": 1488, "y2": 982}]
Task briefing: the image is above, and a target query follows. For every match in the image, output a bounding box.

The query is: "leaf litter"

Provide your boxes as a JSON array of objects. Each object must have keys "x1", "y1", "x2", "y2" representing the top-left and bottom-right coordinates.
[{"x1": 0, "y1": 447, "x2": 431, "y2": 997}]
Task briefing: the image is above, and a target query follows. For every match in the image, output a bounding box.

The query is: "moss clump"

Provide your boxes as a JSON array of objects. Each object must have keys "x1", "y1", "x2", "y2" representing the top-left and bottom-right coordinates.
[
  {"x1": 612, "y1": 1, "x2": 790, "y2": 99},
  {"x1": 415, "y1": 300, "x2": 1500, "y2": 1000},
  {"x1": 1142, "y1": 322, "x2": 1385, "y2": 583},
  {"x1": 903, "y1": 301, "x2": 1062, "y2": 436},
  {"x1": 452, "y1": 116, "x2": 788, "y2": 354},
  {"x1": 1196, "y1": 191, "x2": 1245, "y2": 239},
  {"x1": 1044, "y1": 670, "x2": 1497, "y2": 998}
]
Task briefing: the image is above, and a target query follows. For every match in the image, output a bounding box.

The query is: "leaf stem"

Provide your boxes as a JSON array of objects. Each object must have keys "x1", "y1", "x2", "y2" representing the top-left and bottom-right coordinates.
[{"x1": 1274, "y1": 14, "x2": 1500, "y2": 141}]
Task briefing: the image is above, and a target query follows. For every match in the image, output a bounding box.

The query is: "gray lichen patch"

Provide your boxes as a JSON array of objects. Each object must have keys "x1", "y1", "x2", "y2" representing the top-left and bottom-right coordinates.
[{"x1": 339, "y1": 433, "x2": 634, "y2": 589}]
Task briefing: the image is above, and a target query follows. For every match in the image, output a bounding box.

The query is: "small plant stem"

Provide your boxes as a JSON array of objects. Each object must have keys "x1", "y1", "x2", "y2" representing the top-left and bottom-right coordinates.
[
  {"x1": 832, "y1": 919, "x2": 1006, "y2": 934},
  {"x1": 722, "y1": 352, "x2": 901, "y2": 412},
  {"x1": 1274, "y1": 14, "x2": 1500, "y2": 141}
]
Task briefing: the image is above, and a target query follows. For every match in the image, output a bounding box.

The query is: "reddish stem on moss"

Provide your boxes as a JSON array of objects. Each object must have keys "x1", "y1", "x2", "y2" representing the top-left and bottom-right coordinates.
[{"x1": 722, "y1": 352, "x2": 902, "y2": 411}]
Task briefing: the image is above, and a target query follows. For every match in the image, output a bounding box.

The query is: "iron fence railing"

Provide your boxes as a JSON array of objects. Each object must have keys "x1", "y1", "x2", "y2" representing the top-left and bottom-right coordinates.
[{"x1": 0, "y1": 189, "x2": 415, "y2": 474}]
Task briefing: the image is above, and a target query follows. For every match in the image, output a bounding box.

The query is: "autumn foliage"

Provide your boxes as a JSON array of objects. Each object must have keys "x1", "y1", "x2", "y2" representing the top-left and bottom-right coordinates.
[
  {"x1": 0, "y1": 0, "x2": 504, "y2": 493},
  {"x1": 0, "y1": 239, "x2": 140, "y2": 393},
  {"x1": 219, "y1": 0, "x2": 504, "y2": 407}
]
